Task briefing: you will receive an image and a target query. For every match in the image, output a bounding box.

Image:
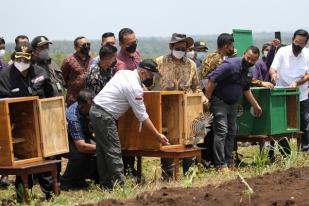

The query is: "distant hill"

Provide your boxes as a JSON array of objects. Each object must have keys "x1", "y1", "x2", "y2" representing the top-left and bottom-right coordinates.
[{"x1": 5, "y1": 32, "x2": 294, "y2": 60}]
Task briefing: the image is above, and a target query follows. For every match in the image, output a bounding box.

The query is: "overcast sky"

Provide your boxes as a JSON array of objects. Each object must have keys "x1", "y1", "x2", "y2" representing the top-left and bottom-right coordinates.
[{"x1": 1, "y1": 0, "x2": 308, "y2": 42}]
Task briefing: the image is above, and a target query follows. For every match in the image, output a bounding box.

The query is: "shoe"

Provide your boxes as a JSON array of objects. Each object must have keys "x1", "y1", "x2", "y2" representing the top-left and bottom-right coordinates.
[
  {"x1": 227, "y1": 159, "x2": 236, "y2": 171},
  {"x1": 217, "y1": 167, "x2": 231, "y2": 174},
  {"x1": 0, "y1": 176, "x2": 10, "y2": 187}
]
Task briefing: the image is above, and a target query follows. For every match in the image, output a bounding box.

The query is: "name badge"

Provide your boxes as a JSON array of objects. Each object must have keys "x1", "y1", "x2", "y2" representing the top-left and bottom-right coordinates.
[
  {"x1": 11, "y1": 88, "x2": 20, "y2": 93},
  {"x1": 31, "y1": 75, "x2": 45, "y2": 84}
]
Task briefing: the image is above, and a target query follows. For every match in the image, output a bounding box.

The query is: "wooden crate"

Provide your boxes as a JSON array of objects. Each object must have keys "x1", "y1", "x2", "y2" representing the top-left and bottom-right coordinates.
[
  {"x1": 0, "y1": 96, "x2": 68, "y2": 166},
  {"x1": 118, "y1": 91, "x2": 203, "y2": 150}
]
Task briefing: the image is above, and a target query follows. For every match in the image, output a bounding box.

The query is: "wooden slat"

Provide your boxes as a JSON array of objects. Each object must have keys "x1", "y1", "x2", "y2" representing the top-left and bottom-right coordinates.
[
  {"x1": 37, "y1": 97, "x2": 69, "y2": 157},
  {"x1": 0, "y1": 101, "x2": 14, "y2": 166},
  {"x1": 183, "y1": 93, "x2": 203, "y2": 145}
]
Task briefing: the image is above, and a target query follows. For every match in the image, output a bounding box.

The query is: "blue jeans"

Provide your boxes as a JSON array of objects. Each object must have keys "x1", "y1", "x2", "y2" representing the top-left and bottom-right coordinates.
[{"x1": 210, "y1": 96, "x2": 237, "y2": 167}]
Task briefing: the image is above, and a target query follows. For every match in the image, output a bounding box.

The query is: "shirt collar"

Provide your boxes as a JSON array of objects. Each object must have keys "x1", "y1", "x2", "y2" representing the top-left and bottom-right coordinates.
[{"x1": 288, "y1": 44, "x2": 305, "y2": 58}]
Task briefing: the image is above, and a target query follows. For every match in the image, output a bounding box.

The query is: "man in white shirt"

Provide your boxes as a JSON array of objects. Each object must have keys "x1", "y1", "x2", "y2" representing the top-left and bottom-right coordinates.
[
  {"x1": 89, "y1": 59, "x2": 169, "y2": 189},
  {"x1": 269, "y1": 29, "x2": 309, "y2": 152}
]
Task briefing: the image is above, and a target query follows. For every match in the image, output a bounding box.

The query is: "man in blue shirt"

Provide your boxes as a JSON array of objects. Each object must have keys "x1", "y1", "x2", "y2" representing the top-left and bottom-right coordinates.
[
  {"x1": 61, "y1": 89, "x2": 98, "y2": 190},
  {"x1": 206, "y1": 46, "x2": 262, "y2": 172}
]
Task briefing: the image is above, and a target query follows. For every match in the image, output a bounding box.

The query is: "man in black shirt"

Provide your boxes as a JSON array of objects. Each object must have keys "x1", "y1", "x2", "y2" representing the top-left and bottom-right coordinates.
[
  {"x1": 0, "y1": 43, "x2": 54, "y2": 201},
  {"x1": 31, "y1": 36, "x2": 65, "y2": 96},
  {"x1": 0, "y1": 43, "x2": 53, "y2": 98}
]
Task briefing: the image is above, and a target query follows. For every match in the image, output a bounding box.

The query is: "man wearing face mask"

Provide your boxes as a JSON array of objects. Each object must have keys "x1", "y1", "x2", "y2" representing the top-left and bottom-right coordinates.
[
  {"x1": 89, "y1": 59, "x2": 169, "y2": 189},
  {"x1": 186, "y1": 41, "x2": 208, "y2": 72},
  {"x1": 91, "y1": 32, "x2": 117, "y2": 66},
  {"x1": 152, "y1": 33, "x2": 207, "y2": 180},
  {"x1": 116, "y1": 28, "x2": 141, "y2": 177},
  {"x1": 0, "y1": 37, "x2": 7, "y2": 71},
  {"x1": 0, "y1": 43, "x2": 53, "y2": 98},
  {"x1": 0, "y1": 43, "x2": 54, "y2": 201},
  {"x1": 31, "y1": 36, "x2": 65, "y2": 96},
  {"x1": 206, "y1": 46, "x2": 262, "y2": 173},
  {"x1": 86, "y1": 45, "x2": 118, "y2": 94},
  {"x1": 61, "y1": 36, "x2": 92, "y2": 106},
  {"x1": 116, "y1": 28, "x2": 141, "y2": 72},
  {"x1": 269, "y1": 29, "x2": 309, "y2": 153},
  {"x1": 199, "y1": 33, "x2": 235, "y2": 87}
]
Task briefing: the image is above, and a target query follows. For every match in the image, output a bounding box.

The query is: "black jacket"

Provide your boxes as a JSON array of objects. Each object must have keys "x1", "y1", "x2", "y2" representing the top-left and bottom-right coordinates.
[{"x1": 0, "y1": 64, "x2": 54, "y2": 98}]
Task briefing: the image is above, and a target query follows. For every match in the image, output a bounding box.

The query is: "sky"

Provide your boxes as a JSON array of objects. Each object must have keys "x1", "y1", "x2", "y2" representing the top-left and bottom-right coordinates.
[{"x1": 1, "y1": 0, "x2": 309, "y2": 42}]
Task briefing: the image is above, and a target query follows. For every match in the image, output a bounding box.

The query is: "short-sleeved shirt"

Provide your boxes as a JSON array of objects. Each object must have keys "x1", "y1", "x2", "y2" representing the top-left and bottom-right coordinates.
[
  {"x1": 271, "y1": 45, "x2": 309, "y2": 101},
  {"x1": 208, "y1": 57, "x2": 251, "y2": 104},
  {"x1": 66, "y1": 102, "x2": 93, "y2": 154},
  {"x1": 61, "y1": 53, "x2": 92, "y2": 106},
  {"x1": 93, "y1": 69, "x2": 149, "y2": 122},
  {"x1": 85, "y1": 63, "x2": 113, "y2": 95},
  {"x1": 199, "y1": 51, "x2": 224, "y2": 80}
]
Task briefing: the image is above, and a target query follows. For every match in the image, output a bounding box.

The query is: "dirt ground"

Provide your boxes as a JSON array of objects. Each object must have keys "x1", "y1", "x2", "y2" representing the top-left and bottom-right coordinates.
[{"x1": 82, "y1": 167, "x2": 309, "y2": 206}]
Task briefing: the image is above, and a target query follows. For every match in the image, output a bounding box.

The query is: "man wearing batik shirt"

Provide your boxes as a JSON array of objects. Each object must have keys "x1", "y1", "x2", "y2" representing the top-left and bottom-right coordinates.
[
  {"x1": 199, "y1": 33, "x2": 235, "y2": 85},
  {"x1": 86, "y1": 45, "x2": 117, "y2": 95},
  {"x1": 61, "y1": 36, "x2": 92, "y2": 106},
  {"x1": 152, "y1": 33, "x2": 207, "y2": 180},
  {"x1": 117, "y1": 28, "x2": 141, "y2": 71}
]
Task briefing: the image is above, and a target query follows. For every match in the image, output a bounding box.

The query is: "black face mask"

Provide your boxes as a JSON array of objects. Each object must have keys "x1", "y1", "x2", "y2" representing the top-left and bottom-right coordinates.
[
  {"x1": 80, "y1": 44, "x2": 90, "y2": 55},
  {"x1": 292, "y1": 43, "x2": 303, "y2": 54},
  {"x1": 242, "y1": 58, "x2": 254, "y2": 69},
  {"x1": 126, "y1": 43, "x2": 137, "y2": 53},
  {"x1": 110, "y1": 60, "x2": 117, "y2": 68},
  {"x1": 142, "y1": 78, "x2": 153, "y2": 87}
]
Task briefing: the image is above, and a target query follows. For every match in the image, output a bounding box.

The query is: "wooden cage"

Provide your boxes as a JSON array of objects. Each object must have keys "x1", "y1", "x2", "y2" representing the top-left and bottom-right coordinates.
[
  {"x1": 118, "y1": 91, "x2": 203, "y2": 150},
  {"x1": 0, "y1": 96, "x2": 68, "y2": 166}
]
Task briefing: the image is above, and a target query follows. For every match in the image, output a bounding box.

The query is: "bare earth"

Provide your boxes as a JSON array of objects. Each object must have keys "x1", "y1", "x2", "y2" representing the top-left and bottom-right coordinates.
[{"x1": 82, "y1": 167, "x2": 309, "y2": 206}]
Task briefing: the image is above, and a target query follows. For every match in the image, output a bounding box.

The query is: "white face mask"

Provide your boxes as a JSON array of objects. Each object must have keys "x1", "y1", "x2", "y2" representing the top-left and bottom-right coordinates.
[
  {"x1": 172, "y1": 50, "x2": 185, "y2": 60},
  {"x1": 186, "y1": 50, "x2": 195, "y2": 59},
  {"x1": 0, "y1": 49, "x2": 5, "y2": 58},
  {"x1": 263, "y1": 51, "x2": 268, "y2": 57},
  {"x1": 14, "y1": 61, "x2": 30, "y2": 72}
]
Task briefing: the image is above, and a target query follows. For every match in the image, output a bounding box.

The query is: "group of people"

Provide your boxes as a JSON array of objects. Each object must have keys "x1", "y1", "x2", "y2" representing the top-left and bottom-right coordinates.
[{"x1": 0, "y1": 28, "x2": 309, "y2": 200}]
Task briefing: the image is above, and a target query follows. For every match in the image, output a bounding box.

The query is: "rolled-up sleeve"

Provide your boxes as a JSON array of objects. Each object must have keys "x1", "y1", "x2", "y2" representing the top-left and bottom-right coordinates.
[{"x1": 125, "y1": 86, "x2": 149, "y2": 122}]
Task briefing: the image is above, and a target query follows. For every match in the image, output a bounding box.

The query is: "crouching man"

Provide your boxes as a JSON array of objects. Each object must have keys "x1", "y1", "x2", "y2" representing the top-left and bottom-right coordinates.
[
  {"x1": 61, "y1": 89, "x2": 98, "y2": 190},
  {"x1": 90, "y1": 59, "x2": 169, "y2": 189}
]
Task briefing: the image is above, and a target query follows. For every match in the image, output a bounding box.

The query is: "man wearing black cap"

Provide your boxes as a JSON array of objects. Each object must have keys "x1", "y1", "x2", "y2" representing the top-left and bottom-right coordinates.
[
  {"x1": 152, "y1": 33, "x2": 207, "y2": 180},
  {"x1": 31, "y1": 36, "x2": 65, "y2": 96},
  {"x1": 89, "y1": 59, "x2": 169, "y2": 189},
  {"x1": 186, "y1": 41, "x2": 208, "y2": 71},
  {"x1": 0, "y1": 43, "x2": 54, "y2": 202},
  {"x1": 0, "y1": 43, "x2": 53, "y2": 98}
]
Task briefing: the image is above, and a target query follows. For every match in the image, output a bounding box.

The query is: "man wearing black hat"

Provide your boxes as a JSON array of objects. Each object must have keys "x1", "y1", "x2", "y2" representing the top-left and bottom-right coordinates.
[
  {"x1": 31, "y1": 36, "x2": 65, "y2": 96},
  {"x1": 0, "y1": 43, "x2": 53, "y2": 98},
  {"x1": 0, "y1": 43, "x2": 54, "y2": 202},
  {"x1": 152, "y1": 33, "x2": 207, "y2": 180},
  {"x1": 89, "y1": 59, "x2": 169, "y2": 189}
]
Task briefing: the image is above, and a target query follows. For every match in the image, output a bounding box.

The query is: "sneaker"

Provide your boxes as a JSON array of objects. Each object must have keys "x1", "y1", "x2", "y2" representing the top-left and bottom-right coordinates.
[{"x1": 217, "y1": 167, "x2": 231, "y2": 174}]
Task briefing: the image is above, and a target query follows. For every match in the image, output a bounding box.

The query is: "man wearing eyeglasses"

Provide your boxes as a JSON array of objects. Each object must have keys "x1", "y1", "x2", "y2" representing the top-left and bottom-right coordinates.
[
  {"x1": 61, "y1": 36, "x2": 92, "y2": 106},
  {"x1": 152, "y1": 33, "x2": 207, "y2": 180},
  {"x1": 116, "y1": 28, "x2": 141, "y2": 72}
]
